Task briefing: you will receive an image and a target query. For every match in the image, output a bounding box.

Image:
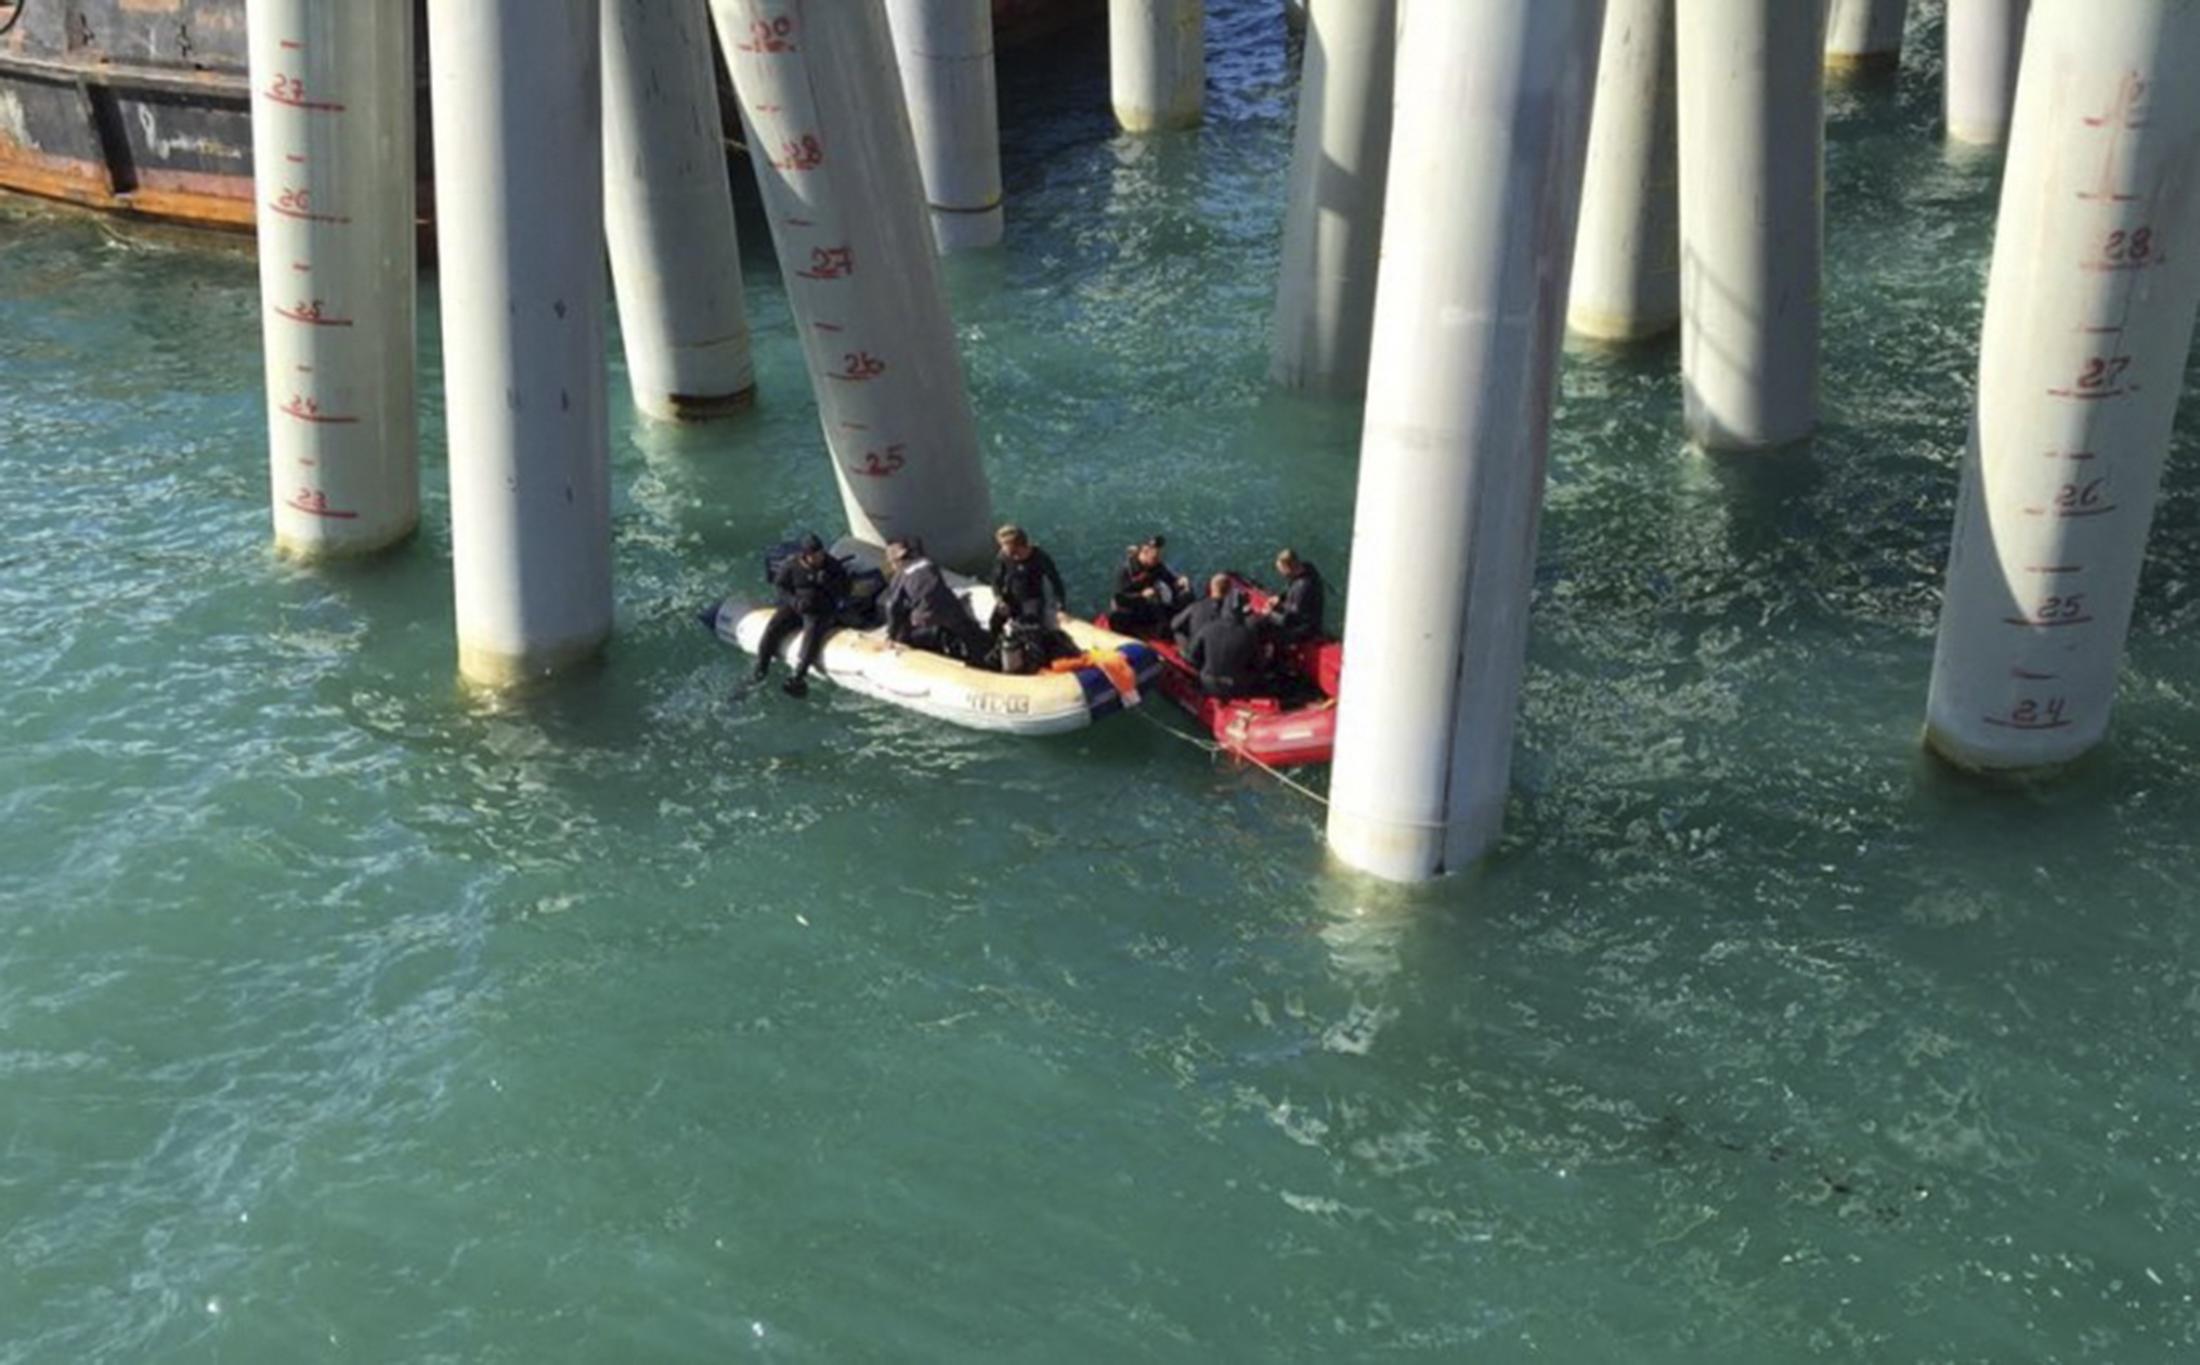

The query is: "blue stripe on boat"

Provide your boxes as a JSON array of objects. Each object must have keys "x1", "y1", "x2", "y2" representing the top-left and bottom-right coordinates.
[
  {"x1": 1074, "y1": 666, "x2": 1123, "y2": 719},
  {"x1": 1115, "y1": 642, "x2": 1162, "y2": 683}
]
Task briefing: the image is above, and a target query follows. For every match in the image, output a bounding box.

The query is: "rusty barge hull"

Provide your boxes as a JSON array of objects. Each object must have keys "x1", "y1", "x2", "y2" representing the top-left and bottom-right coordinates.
[
  {"x1": 0, "y1": 0, "x2": 260, "y2": 229},
  {"x1": 0, "y1": 0, "x2": 1099, "y2": 236}
]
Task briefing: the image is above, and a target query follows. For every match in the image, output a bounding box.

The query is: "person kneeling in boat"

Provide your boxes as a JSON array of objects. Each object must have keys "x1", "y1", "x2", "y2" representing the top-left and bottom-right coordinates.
[
  {"x1": 1263, "y1": 548, "x2": 1327, "y2": 644},
  {"x1": 1170, "y1": 573, "x2": 1240, "y2": 654},
  {"x1": 1107, "y1": 534, "x2": 1192, "y2": 639},
  {"x1": 1186, "y1": 596, "x2": 1269, "y2": 701},
  {"x1": 882, "y1": 537, "x2": 988, "y2": 663},
  {"x1": 752, "y1": 533, "x2": 849, "y2": 698}
]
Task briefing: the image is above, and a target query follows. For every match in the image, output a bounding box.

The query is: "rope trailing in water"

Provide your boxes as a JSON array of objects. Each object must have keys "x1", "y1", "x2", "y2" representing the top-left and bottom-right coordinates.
[
  {"x1": 1234, "y1": 743, "x2": 1334, "y2": 811},
  {"x1": 1131, "y1": 707, "x2": 1332, "y2": 810},
  {"x1": 1133, "y1": 707, "x2": 1459, "y2": 833}
]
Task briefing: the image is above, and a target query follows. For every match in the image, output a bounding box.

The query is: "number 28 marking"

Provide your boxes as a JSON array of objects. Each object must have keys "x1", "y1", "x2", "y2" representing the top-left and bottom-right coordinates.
[{"x1": 2103, "y1": 227, "x2": 2155, "y2": 263}]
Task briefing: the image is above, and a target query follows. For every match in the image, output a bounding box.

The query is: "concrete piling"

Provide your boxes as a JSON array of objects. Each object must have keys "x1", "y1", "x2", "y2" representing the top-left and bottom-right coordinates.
[
  {"x1": 1945, "y1": 0, "x2": 2028, "y2": 146},
  {"x1": 1325, "y1": 0, "x2": 1605, "y2": 885},
  {"x1": 428, "y1": 0, "x2": 614, "y2": 686},
  {"x1": 602, "y1": 0, "x2": 755, "y2": 422},
  {"x1": 1824, "y1": 0, "x2": 1907, "y2": 76},
  {"x1": 1269, "y1": 0, "x2": 1395, "y2": 396},
  {"x1": 1109, "y1": 0, "x2": 1204, "y2": 133},
  {"x1": 711, "y1": 0, "x2": 995, "y2": 568},
  {"x1": 1925, "y1": 0, "x2": 2200, "y2": 772},
  {"x1": 248, "y1": 0, "x2": 417, "y2": 558},
  {"x1": 885, "y1": 0, "x2": 1005, "y2": 252},
  {"x1": 1676, "y1": 0, "x2": 1826, "y2": 451},
  {"x1": 1568, "y1": 0, "x2": 1680, "y2": 344}
]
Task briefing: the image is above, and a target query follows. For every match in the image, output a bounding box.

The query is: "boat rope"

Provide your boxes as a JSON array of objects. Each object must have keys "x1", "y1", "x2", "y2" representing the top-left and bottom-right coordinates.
[
  {"x1": 1131, "y1": 707, "x2": 1462, "y2": 833},
  {"x1": 1233, "y1": 744, "x2": 1334, "y2": 811},
  {"x1": 0, "y1": 1, "x2": 26, "y2": 38},
  {"x1": 1132, "y1": 705, "x2": 1222, "y2": 755},
  {"x1": 1131, "y1": 706, "x2": 1334, "y2": 812}
]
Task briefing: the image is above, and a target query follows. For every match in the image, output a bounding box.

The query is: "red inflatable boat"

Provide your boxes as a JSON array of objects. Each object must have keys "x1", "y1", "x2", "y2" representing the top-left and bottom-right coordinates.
[{"x1": 1102, "y1": 577, "x2": 1342, "y2": 768}]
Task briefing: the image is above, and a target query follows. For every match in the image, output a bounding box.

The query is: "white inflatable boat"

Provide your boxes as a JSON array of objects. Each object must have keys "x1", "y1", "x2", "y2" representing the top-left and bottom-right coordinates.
[{"x1": 703, "y1": 578, "x2": 1165, "y2": 737}]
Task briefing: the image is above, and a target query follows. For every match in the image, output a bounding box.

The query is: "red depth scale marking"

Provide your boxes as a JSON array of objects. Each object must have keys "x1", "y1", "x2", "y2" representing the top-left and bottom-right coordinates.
[
  {"x1": 282, "y1": 398, "x2": 358, "y2": 425},
  {"x1": 262, "y1": 91, "x2": 346, "y2": 113},
  {"x1": 275, "y1": 304, "x2": 352, "y2": 328},
  {"x1": 266, "y1": 203, "x2": 351, "y2": 225},
  {"x1": 286, "y1": 491, "x2": 358, "y2": 520}
]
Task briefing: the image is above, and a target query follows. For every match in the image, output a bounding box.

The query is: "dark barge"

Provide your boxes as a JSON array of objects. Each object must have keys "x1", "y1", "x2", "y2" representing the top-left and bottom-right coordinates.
[{"x1": 0, "y1": 0, "x2": 1095, "y2": 234}]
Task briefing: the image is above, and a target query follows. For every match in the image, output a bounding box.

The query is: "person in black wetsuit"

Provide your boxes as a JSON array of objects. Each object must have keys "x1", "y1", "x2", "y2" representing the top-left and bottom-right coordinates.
[
  {"x1": 1187, "y1": 601, "x2": 1267, "y2": 700},
  {"x1": 751, "y1": 533, "x2": 849, "y2": 698},
  {"x1": 1170, "y1": 573, "x2": 1239, "y2": 654},
  {"x1": 1107, "y1": 535, "x2": 1192, "y2": 639},
  {"x1": 989, "y1": 523, "x2": 1066, "y2": 634},
  {"x1": 1263, "y1": 548, "x2": 1327, "y2": 643},
  {"x1": 881, "y1": 538, "x2": 988, "y2": 663}
]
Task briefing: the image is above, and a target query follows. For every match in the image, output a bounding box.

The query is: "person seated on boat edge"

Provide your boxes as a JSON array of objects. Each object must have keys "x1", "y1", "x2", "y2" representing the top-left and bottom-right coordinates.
[
  {"x1": 1170, "y1": 573, "x2": 1241, "y2": 654},
  {"x1": 882, "y1": 537, "x2": 989, "y2": 663},
  {"x1": 752, "y1": 533, "x2": 849, "y2": 698},
  {"x1": 1262, "y1": 548, "x2": 1327, "y2": 644},
  {"x1": 1186, "y1": 597, "x2": 1269, "y2": 701},
  {"x1": 1107, "y1": 534, "x2": 1193, "y2": 639},
  {"x1": 989, "y1": 523, "x2": 1067, "y2": 634},
  {"x1": 987, "y1": 523, "x2": 1078, "y2": 673}
]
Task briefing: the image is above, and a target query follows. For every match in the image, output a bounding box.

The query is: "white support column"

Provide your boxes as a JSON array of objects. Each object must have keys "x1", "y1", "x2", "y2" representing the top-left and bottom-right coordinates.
[
  {"x1": 1325, "y1": 0, "x2": 1605, "y2": 885},
  {"x1": 1925, "y1": 1, "x2": 2200, "y2": 772},
  {"x1": 1945, "y1": 0, "x2": 2028, "y2": 145},
  {"x1": 1567, "y1": 0, "x2": 1679, "y2": 343},
  {"x1": 1676, "y1": 0, "x2": 1826, "y2": 451},
  {"x1": 1824, "y1": 0, "x2": 1907, "y2": 76},
  {"x1": 1109, "y1": 0, "x2": 1204, "y2": 133},
  {"x1": 603, "y1": 0, "x2": 755, "y2": 421},
  {"x1": 1269, "y1": 0, "x2": 1395, "y2": 395},
  {"x1": 884, "y1": 0, "x2": 1004, "y2": 252},
  {"x1": 428, "y1": 0, "x2": 613, "y2": 686},
  {"x1": 248, "y1": 0, "x2": 417, "y2": 558},
  {"x1": 710, "y1": 0, "x2": 995, "y2": 568}
]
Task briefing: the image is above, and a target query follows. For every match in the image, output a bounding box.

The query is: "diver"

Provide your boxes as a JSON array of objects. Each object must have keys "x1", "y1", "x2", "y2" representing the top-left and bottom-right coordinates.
[
  {"x1": 1107, "y1": 534, "x2": 1193, "y2": 639},
  {"x1": 882, "y1": 537, "x2": 988, "y2": 663},
  {"x1": 1186, "y1": 596, "x2": 1268, "y2": 700},
  {"x1": 751, "y1": 533, "x2": 849, "y2": 698},
  {"x1": 989, "y1": 524, "x2": 1072, "y2": 672},
  {"x1": 990, "y1": 523, "x2": 1066, "y2": 631},
  {"x1": 1263, "y1": 548, "x2": 1327, "y2": 644},
  {"x1": 1170, "y1": 573, "x2": 1240, "y2": 654}
]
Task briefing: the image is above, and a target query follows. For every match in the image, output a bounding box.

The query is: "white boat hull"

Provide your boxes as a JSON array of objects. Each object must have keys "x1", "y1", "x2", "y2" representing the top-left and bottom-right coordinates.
[{"x1": 706, "y1": 582, "x2": 1162, "y2": 736}]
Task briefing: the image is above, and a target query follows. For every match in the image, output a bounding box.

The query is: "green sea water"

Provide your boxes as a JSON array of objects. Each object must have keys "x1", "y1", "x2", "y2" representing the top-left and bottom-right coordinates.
[{"x1": 7, "y1": 5, "x2": 2200, "y2": 1360}]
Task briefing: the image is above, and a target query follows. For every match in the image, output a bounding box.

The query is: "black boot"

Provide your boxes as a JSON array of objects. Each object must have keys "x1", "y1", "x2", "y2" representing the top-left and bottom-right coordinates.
[{"x1": 781, "y1": 674, "x2": 810, "y2": 699}]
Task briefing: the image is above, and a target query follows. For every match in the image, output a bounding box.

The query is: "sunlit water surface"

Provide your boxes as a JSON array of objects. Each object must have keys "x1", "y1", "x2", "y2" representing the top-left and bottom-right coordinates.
[{"x1": 5, "y1": 6, "x2": 2200, "y2": 1360}]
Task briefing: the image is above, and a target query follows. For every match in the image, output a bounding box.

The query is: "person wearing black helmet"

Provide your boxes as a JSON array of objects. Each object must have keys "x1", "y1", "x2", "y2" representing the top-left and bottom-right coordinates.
[
  {"x1": 1107, "y1": 533, "x2": 1192, "y2": 639},
  {"x1": 751, "y1": 533, "x2": 849, "y2": 698}
]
